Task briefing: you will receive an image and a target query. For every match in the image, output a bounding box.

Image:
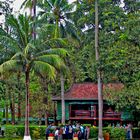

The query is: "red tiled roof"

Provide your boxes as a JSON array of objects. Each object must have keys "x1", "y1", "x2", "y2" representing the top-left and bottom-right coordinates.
[{"x1": 52, "y1": 83, "x2": 123, "y2": 101}]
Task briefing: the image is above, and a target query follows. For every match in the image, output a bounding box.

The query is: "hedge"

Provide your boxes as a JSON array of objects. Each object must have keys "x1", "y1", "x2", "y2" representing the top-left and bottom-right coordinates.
[
  {"x1": 89, "y1": 127, "x2": 140, "y2": 139},
  {"x1": 89, "y1": 127, "x2": 126, "y2": 139},
  {"x1": 5, "y1": 125, "x2": 46, "y2": 139},
  {"x1": 4, "y1": 125, "x2": 140, "y2": 139}
]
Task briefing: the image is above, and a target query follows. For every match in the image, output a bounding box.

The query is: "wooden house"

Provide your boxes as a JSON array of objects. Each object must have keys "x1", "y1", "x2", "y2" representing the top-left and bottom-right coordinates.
[{"x1": 52, "y1": 83, "x2": 134, "y2": 126}]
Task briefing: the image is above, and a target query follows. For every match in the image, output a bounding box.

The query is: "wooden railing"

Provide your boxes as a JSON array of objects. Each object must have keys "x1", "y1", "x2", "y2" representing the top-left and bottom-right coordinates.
[
  {"x1": 75, "y1": 110, "x2": 90, "y2": 116},
  {"x1": 70, "y1": 110, "x2": 121, "y2": 119},
  {"x1": 104, "y1": 111, "x2": 121, "y2": 118},
  {"x1": 71, "y1": 110, "x2": 94, "y2": 117}
]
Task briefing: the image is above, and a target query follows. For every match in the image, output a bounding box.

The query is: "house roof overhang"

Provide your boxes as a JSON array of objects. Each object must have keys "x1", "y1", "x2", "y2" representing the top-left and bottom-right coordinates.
[{"x1": 52, "y1": 83, "x2": 123, "y2": 101}]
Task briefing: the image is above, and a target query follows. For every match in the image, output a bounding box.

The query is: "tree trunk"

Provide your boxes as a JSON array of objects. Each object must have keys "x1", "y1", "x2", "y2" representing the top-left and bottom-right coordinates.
[
  {"x1": 9, "y1": 90, "x2": 15, "y2": 124},
  {"x1": 17, "y1": 72, "x2": 21, "y2": 122},
  {"x1": 5, "y1": 104, "x2": 9, "y2": 124},
  {"x1": 23, "y1": 70, "x2": 31, "y2": 140},
  {"x1": 45, "y1": 110, "x2": 48, "y2": 126},
  {"x1": 39, "y1": 110, "x2": 42, "y2": 126},
  {"x1": 12, "y1": 93, "x2": 15, "y2": 125},
  {"x1": 95, "y1": 0, "x2": 104, "y2": 139},
  {"x1": 61, "y1": 74, "x2": 65, "y2": 124}
]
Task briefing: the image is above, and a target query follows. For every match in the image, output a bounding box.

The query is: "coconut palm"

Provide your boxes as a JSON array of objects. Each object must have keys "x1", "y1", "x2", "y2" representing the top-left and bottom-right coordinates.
[
  {"x1": 20, "y1": 0, "x2": 35, "y2": 16},
  {"x1": 0, "y1": 14, "x2": 67, "y2": 140},
  {"x1": 37, "y1": 0, "x2": 80, "y2": 124},
  {"x1": 20, "y1": 0, "x2": 37, "y2": 40},
  {"x1": 37, "y1": 0, "x2": 79, "y2": 39}
]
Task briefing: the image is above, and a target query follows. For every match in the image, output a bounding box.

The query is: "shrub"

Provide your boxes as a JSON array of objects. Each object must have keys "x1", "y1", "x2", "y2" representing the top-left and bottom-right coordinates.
[
  {"x1": 16, "y1": 125, "x2": 24, "y2": 137},
  {"x1": 89, "y1": 127, "x2": 126, "y2": 139},
  {"x1": 132, "y1": 128, "x2": 140, "y2": 138},
  {"x1": 38, "y1": 126, "x2": 46, "y2": 138},
  {"x1": 5, "y1": 125, "x2": 46, "y2": 139},
  {"x1": 89, "y1": 127, "x2": 98, "y2": 139},
  {"x1": 32, "y1": 128, "x2": 40, "y2": 139},
  {"x1": 5, "y1": 126, "x2": 18, "y2": 140},
  {"x1": 108, "y1": 127, "x2": 126, "y2": 140}
]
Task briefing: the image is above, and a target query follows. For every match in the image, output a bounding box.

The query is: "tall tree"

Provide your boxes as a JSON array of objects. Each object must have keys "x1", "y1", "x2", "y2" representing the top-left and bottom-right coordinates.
[
  {"x1": 37, "y1": 0, "x2": 76, "y2": 124},
  {"x1": 95, "y1": 0, "x2": 103, "y2": 139},
  {"x1": 20, "y1": 0, "x2": 37, "y2": 40},
  {"x1": 0, "y1": 14, "x2": 67, "y2": 140},
  {"x1": 37, "y1": 0, "x2": 78, "y2": 40}
]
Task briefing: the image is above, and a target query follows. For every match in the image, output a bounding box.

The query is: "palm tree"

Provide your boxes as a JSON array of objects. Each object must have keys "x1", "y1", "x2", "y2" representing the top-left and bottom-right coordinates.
[
  {"x1": 37, "y1": 0, "x2": 79, "y2": 124},
  {"x1": 20, "y1": 0, "x2": 34, "y2": 16},
  {"x1": 94, "y1": 0, "x2": 104, "y2": 139},
  {"x1": 37, "y1": 0, "x2": 79, "y2": 39},
  {"x1": 20, "y1": 0, "x2": 37, "y2": 40},
  {"x1": 0, "y1": 14, "x2": 67, "y2": 140}
]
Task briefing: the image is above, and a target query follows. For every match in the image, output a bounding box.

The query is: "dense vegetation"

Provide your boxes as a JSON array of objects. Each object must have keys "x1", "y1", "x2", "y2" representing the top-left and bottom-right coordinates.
[{"x1": 0, "y1": 0, "x2": 140, "y2": 139}]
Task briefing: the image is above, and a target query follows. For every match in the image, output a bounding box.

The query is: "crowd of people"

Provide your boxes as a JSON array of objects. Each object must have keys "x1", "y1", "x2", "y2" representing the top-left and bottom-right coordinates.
[{"x1": 46, "y1": 123, "x2": 90, "y2": 140}]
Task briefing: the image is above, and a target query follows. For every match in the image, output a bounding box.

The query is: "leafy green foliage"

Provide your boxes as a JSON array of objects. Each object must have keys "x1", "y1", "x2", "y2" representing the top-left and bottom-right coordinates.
[
  {"x1": 5, "y1": 126, "x2": 18, "y2": 139},
  {"x1": 5, "y1": 125, "x2": 46, "y2": 138}
]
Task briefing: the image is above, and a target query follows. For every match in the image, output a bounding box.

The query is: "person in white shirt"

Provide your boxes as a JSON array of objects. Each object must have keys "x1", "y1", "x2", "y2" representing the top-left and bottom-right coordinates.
[{"x1": 55, "y1": 128, "x2": 59, "y2": 140}]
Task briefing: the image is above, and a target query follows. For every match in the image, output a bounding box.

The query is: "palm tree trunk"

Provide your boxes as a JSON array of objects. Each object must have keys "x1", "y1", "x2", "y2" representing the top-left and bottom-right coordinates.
[
  {"x1": 17, "y1": 72, "x2": 21, "y2": 122},
  {"x1": 45, "y1": 110, "x2": 48, "y2": 126},
  {"x1": 61, "y1": 74, "x2": 65, "y2": 124},
  {"x1": 9, "y1": 90, "x2": 15, "y2": 124},
  {"x1": 54, "y1": 15, "x2": 66, "y2": 124},
  {"x1": 95, "y1": 0, "x2": 104, "y2": 139},
  {"x1": 12, "y1": 93, "x2": 15, "y2": 124},
  {"x1": 23, "y1": 70, "x2": 31, "y2": 140}
]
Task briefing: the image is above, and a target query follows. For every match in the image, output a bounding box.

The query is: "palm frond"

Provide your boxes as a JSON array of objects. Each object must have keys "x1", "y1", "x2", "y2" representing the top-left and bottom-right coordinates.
[
  {"x1": 37, "y1": 0, "x2": 52, "y2": 10},
  {"x1": 41, "y1": 38, "x2": 67, "y2": 48},
  {"x1": 18, "y1": 15, "x2": 30, "y2": 44},
  {"x1": 6, "y1": 15, "x2": 27, "y2": 47},
  {"x1": 54, "y1": 0, "x2": 62, "y2": 7},
  {"x1": 20, "y1": 0, "x2": 32, "y2": 10},
  {"x1": 0, "y1": 60, "x2": 20, "y2": 74},
  {"x1": 61, "y1": 1, "x2": 76, "y2": 13},
  {"x1": 37, "y1": 24, "x2": 55, "y2": 39},
  {"x1": 37, "y1": 54, "x2": 64, "y2": 69},
  {"x1": 11, "y1": 52, "x2": 24, "y2": 60},
  {"x1": 0, "y1": 28, "x2": 7, "y2": 36},
  {"x1": 65, "y1": 20, "x2": 80, "y2": 42},
  {"x1": 35, "y1": 48, "x2": 68, "y2": 58},
  {"x1": 48, "y1": 48, "x2": 68, "y2": 57},
  {"x1": 33, "y1": 60, "x2": 56, "y2": 80},
  {"x1": 0, "y1": 35, "x2": 21, "y2": 52},
  {"x1": 24, "y1": 43, "x2": 36, "y2": 57}
]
